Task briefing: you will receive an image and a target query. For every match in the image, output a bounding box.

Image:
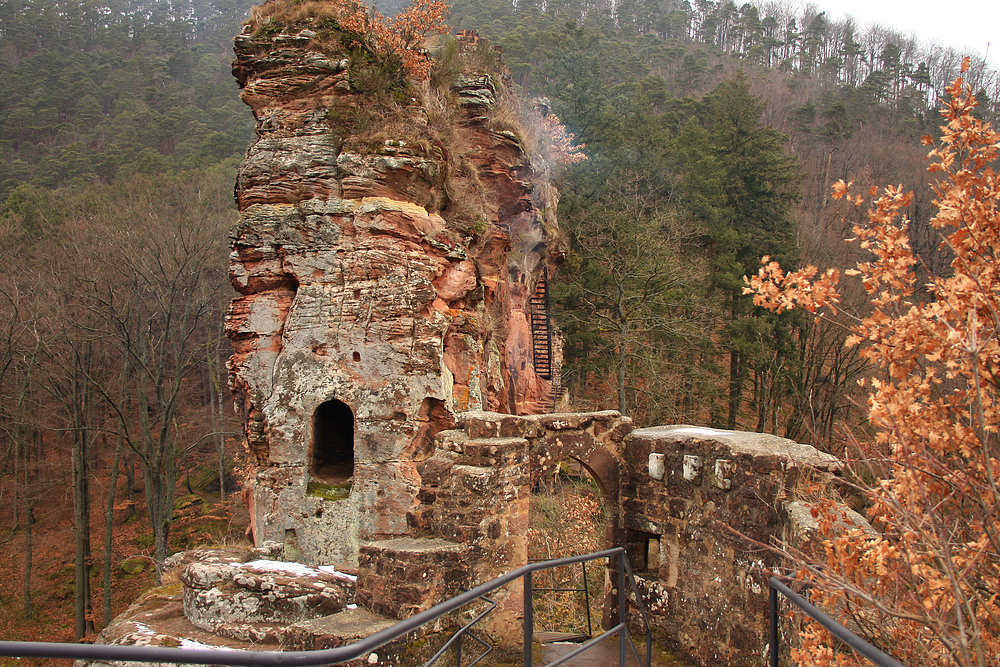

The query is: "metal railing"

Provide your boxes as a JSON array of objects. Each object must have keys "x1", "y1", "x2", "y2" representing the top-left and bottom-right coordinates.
[
  {"x1": 768, "y1": 577, "x2": 906, "y2": 667},
  {"x1": 528, "y1": 558, "x2": 593, "y2": 637},
  {"x1": 0, "y1": 548, "x2": 651, "y2": 667},
  {"x1": 525, "y1": 550, "x2": 651, "y2": 667}
]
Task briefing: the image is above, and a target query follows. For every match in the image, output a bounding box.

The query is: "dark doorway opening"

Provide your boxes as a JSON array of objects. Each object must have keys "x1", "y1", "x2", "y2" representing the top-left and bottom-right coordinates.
[{"x1": 311, "y1": 399, "x2": 354, "y2": 483}]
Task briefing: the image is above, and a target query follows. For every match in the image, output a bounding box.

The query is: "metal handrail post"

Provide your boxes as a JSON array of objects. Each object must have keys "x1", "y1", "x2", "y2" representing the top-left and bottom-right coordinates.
[
  {"x1": 769, "y1": 582, "x2": 779, "y2": 667},
  {"x1": 581, "y1": 561, "x2": 592, "y2": 637},
  {"x1": 524, "y1": 570, "x2": 533, "y2": 667},
  {"x1": 618, "y1": 553, "x2": 626, "y2": 666}
]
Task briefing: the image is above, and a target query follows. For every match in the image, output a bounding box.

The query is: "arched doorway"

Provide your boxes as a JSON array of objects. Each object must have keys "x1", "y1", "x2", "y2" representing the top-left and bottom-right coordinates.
[
  {"x1": 529, "y1": 456, "x2": 612, "y2": 641},
  {"x1": 311, "y1": 399, "x2": 354, "y2": 483}
]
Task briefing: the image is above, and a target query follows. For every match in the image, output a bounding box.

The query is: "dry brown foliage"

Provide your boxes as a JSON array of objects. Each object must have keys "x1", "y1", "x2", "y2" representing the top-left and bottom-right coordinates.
[
  {"x1": 249, "y1": 0, "x2": 448, "y2": 79},
  {"x1": 747, "y1": 58, "x2": 1000, "y2": 666}
]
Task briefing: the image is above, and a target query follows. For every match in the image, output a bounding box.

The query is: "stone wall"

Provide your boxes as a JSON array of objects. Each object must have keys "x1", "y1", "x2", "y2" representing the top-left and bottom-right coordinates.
[{"x1": 620, "y1": 425, "x2": 845, "y2": 665}]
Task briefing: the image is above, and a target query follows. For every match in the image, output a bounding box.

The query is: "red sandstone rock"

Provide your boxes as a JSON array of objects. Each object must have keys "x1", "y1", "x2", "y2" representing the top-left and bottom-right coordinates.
[{"x1": 228, "y1": 25, "x2": 562, "y2": 568}]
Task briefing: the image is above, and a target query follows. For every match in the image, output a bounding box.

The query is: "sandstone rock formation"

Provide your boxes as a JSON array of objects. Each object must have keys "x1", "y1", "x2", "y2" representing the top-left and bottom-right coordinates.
[
  {"x1": 182, "y1": 559, "x2": 354, "y2": 642},
  {"x1": 226, "y1": 19, "x2": 564, "y2": 566},
  {"x1": 78, "y1": 546, "x2": 411, "y2": 667}
]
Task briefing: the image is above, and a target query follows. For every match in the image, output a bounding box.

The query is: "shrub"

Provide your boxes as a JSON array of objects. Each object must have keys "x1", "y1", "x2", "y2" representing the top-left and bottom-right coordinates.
[
  {"x1": 248, "y1": 0, "x2": 448, "y2": 80},
  {"x1": 747, "y1": 58, "x2": 1000, "y2": 666}
]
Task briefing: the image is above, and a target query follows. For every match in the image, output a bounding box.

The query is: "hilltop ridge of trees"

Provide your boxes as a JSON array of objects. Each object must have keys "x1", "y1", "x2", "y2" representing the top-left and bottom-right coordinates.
[
  {"x1": 0, "y1": 0, "x2": 257, "y2": 198},
  {"x1": 450, "y1": 0, "x2": 999, "y2": 117}
]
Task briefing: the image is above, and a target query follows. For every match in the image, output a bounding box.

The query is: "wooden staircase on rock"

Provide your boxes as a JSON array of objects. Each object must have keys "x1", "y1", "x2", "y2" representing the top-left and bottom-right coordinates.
[
  {"x1": 531, "y1": 268, "x2": 566, "y2": 411},
  {"x1": 530, "y1": 269, "x2": 554, "y2": 382}
]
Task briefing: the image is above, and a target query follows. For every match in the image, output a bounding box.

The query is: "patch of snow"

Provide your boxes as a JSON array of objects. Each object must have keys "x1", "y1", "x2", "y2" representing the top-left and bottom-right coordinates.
[
  {"x1": 240, "y1": 560, "x2": 320, "y2": 576},
  {"x1": 317, "y1": 566, "x2": 358, "y2": 582},
  {"x1": 672, "y1": 427, "x2": 727, "y2": 436},
  {"x1": 178, "y1": 639, "x2": 225, "y2": 651},
  {"x1": 346, "y1": 604, "x2": 358, "y2": 609},
  {"x1": 131, "y1": 623, "x2": 156, "y2": 636}
]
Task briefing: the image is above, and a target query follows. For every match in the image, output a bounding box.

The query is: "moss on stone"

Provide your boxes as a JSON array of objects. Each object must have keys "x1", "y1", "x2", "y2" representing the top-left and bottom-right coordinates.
[
  {"x1": 307, "y1": 480, "x2": 352, "y2": 501},
  {"x1": 174, "y1": 493, "x2": 202, "y2": 511},
  {"x1": 120, "y1": 557, "x2": 148, "y2": 576}
]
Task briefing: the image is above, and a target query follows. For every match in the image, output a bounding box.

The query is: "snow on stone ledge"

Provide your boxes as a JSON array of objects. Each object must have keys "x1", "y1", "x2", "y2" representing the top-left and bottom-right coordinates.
[
  {"x1": 631, "y1": 424, "x2": 841, "y2": 471},
  {"x1": 233, "y1": 559, "x2": 358, "y2": 582}
]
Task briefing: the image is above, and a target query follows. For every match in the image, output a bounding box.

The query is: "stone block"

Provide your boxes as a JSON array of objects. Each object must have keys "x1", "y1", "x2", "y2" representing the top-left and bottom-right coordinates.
[
  {"x1": 355, "y1": 538, "x2": 470, "y2": 620},
  {"x1": 458, "y1": 410, "x2": 542, "y2": 438},
  {"x1": 181, "y1": 560, "x2": 353, "y2": 641}
]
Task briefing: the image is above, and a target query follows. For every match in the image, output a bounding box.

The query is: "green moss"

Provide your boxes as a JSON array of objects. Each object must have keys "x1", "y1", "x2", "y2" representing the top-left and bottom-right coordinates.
[
  {"x1": 307, "y1": 480, "x2": 352, "y2": 501},
  {"x1": 152, "y1": 581, "x2": 184, "y2": 595},
  {"x1": 120, "y1": 557, "x2": 148, "y2": 576},
  {"x1": 473, "y1": 214, "x2": 488, "y2": 235},
  {"x1": 174, "y1": 493, "x2": 202, "y2": 511}
]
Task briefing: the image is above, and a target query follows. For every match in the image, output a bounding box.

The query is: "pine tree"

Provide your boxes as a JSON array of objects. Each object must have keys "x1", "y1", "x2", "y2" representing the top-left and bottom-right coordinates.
[{"x1": 679, "y1": 73, "x2": 801, "y2": 428}]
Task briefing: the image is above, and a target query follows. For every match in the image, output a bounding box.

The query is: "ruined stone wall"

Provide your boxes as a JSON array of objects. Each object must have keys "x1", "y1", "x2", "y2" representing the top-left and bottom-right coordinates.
[
  {"x1": 414, "y1": 410, "x2": 632, "y2": 636},
  {"x1": 225, "y1": 23, "x2": 562, "y2": 566},
  {"x1": 620, "y1": 426, "x2": 847, "y2": 665}
]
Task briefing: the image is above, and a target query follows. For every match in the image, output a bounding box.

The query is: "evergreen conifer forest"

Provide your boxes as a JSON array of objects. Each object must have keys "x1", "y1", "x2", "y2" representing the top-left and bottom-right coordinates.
[{"x1": 0, "y1": 0, "x2": 998, "y2": 661}]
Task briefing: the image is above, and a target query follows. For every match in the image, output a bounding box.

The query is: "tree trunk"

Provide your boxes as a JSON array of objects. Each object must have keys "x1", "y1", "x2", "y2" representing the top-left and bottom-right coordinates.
[
  {"x1": 756, "y1": 369, "x2": 768, "y2": 432},
  {"x1": 143, "y1": 451, "x2": 172, "y2": 578},
  {"x1": 21, "y1": 429, "x2": 35, "y2": 619},
  {"x1": 73, "y1": 425, "x2": 94, "y2": 640},
  {"x1": 103, "y1": 436, "x2": 124, "y2": 624},
  {"x1": 617, "y1": 348, "x2": 627, "y2": 415},
  {"x1": 727, "y1": 350, "x2": 742, "y2": 429},
  {"x1": 208, "y1": 336, "x2": 226, "y2": 501}
]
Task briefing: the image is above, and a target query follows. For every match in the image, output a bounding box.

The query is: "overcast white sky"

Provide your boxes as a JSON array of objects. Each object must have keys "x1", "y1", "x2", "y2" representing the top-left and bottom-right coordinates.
[{"x1": 801, "y1": 0, "x2": 999, "y2": 68}]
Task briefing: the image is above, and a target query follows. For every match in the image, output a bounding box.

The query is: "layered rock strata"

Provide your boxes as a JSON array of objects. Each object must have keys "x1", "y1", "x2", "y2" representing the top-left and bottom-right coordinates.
[
  {"x1": 227, "y1": 21, "x2": 563, "y2": 568},
  {"x1": 79, "y1": 547, "x2": 420, "y2": 667}
]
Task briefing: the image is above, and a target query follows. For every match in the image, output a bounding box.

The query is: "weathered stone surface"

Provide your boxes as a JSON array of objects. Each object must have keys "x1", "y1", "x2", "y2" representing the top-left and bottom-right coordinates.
[
  {"x1": 355, "y1": 539, "x2": 470, "y2": 619},
  {"x1": 632, "y1": 425, "x2": 842, "y2": 471},
  {"x1": 228, "y1": 26, "x2": 562, "y2": 569},
  {"x1": 280, "y1": 607, "x2": 397, "y2": 650},
  {"x1": 784, "y1": 499, "x2": 876, "y2": 558},
  {"x1": 182, "y1": 560, "x2": 353, "y2": 642},
  {"x1": 459, "y1": 411, "x2": 538, "y2": 439},
  {"x1": 161, "y1": 545, "x2": 267, "y2": 574},
  {"x1": 76, "y1": 585, "x2": 281, "y2": 667},
  {"x1": 621, "y1": 426, "x2": 854, "y2": 666}
]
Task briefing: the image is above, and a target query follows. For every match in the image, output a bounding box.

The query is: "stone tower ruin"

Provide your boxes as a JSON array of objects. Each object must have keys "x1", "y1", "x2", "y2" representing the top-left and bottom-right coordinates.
[{"x1": 226, "y1": 22, "x2": 563, "y2": 567}]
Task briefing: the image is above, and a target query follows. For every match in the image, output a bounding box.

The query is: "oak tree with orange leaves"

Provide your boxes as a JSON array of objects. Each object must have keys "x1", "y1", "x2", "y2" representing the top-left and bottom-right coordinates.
[{"x1": 747, "y1": 58, "x2": 1000, "y2": 667}]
